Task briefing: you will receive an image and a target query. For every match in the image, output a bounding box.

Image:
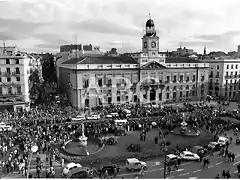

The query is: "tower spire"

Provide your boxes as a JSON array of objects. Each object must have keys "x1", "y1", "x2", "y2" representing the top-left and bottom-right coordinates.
[
  {"x1": 204, "y1": 45, "x2": 206, "y2": 55},
  {"x1": 149, "y1": 13, "x2": 151, "y2": 19}
]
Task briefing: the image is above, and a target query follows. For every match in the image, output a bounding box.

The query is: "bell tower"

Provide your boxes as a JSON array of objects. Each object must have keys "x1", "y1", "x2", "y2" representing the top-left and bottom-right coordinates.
[{"x1": 142, "y1": 14, "x2": 159, "y2": 57}]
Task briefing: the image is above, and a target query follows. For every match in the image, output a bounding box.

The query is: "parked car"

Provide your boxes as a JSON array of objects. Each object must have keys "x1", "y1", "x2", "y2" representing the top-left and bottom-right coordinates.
[
  {"x1": 236, "y1": 137, "x2": 240, "y2": 144},
  {"x1": 96, "y1": 164, "x2": 120, "y2": 176},
  {"x1": 0, "y1": 122, "x2": 12, "y2": 132},
  {"x1": 63, "y1": 167, "x2": 96, "y2": 178},
  {"x1": 125, "y1": 158, "x2": 147, "y2": 171},
  {"x1": 87, "y1": 114, "x2": 100, "y2": 120},
  {"x1": 61, "y1": 162, "x2": 82, "y2": 177},
  {"x1": 208, "y1": 142, "x2": 220, "y2": 151},
  {"x1": 179, "y1": 151, "x2": 200, "y2": 161},
  {"x1": 165, "y1": 154, "x2": 181, "y2": 166}
]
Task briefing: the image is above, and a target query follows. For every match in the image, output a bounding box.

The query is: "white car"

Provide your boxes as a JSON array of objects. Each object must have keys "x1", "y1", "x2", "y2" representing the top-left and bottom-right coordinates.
[
  {"x1": 217, "y1": 137, "x2": 228, "y2": 146},
  {"x1": 125, "y1": 158, "x2": 147, "y2": 171},
  {"x1": 0, "y1": 122, "x2": 12, "y2": 131},
  {"x1": 180, "y1": 151, "x2": 200, "y2": 161},
  {"x1": 105, "y1": 113, "x2": 119, "y2": 118},
  {"x1": 61, "y1": 162, "x2": 82, "y2": 176},
  {"x1": 86, "y1": 114, "x2": 100, "y2": 120}
]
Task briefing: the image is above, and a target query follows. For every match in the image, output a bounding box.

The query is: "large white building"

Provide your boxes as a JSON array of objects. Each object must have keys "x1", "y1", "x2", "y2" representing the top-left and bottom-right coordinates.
[
  {"x1": 204, "y1": 57, "x2": 240, "y2": 100},
  {"x1": 57, "y1": 17, "x2": 210, "y2": 109},
  {"x1": 0, "y1": 46, "x2": 31, "y2": 111}
]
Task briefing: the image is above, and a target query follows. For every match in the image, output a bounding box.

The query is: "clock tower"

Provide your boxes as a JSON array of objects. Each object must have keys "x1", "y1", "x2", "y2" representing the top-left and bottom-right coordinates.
[{"x1": 142, "y1": 17, "x2": 159, "y2": 57}]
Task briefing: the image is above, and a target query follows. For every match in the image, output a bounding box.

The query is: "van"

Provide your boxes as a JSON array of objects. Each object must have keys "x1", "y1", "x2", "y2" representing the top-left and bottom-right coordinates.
[{"x1": 125, "y1": 158, "x2": 147, "y2": 171}]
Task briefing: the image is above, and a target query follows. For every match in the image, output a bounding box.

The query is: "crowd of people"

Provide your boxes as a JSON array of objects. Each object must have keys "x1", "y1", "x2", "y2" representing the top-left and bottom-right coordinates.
[{"x1": 0, "y1": 95, "x2": 239, "y2": 178}]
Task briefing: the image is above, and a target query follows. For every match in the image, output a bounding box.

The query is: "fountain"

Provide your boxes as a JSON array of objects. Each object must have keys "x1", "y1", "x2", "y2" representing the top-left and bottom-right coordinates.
[
  {"x1": 62, "y1": 119, "x2": 103, "y2": 157},
  {"x1": 78, "y1": 121, "x2": 89, "y2": 155},
  {"x1": 171, "y1": 112, "x2": 200, "y2": 137}
]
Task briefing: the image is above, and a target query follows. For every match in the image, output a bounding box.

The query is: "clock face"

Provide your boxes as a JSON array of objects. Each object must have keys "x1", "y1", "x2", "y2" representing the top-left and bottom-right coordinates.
[
  {"x1": 151, "y1": 41, "x2": 156, "y2": 48},
  {"x1": 144, "y1": 42, "x2": 147, "y2": 48}
]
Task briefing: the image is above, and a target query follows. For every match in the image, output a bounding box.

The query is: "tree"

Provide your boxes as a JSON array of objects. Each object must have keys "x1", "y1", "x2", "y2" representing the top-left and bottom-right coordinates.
[{"x1": 41, "y1": 53, "x2": 57, "y2": 82}]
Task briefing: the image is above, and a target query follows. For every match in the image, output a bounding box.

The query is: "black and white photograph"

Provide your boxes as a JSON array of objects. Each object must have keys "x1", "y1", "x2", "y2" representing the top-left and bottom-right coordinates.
[{"x1": 0, "y1": 0, "x2": 240, "y2": 179}]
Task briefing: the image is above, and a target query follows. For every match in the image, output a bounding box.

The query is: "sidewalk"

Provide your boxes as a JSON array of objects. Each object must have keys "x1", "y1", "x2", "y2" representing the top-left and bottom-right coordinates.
[{"x1": 1, "y1": 160, "x2": 62, "y2": 179}]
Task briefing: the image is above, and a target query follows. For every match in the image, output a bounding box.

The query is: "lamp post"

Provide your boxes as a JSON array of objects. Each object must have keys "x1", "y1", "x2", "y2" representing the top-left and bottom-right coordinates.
[
  {"x1": 27, "y1": 145, "x2": 38, "y2": 179},
  {"x1": 152, "y1": 122, "x2": 170, "y2": 179}
]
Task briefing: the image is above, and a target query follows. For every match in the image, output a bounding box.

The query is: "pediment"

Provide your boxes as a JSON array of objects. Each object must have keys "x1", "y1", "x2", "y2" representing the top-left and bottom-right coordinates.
[{"x1": 141, "y1": 61, "x2": 167, "y2": 69}]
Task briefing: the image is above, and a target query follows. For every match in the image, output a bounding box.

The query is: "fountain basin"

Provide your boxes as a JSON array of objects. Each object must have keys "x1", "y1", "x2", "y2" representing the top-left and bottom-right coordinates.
[
  {"x1": 171, "y1": 125, "x2": 200, "y2": 137},
  {"x1": 62, "y1": 136, "x2": 104, "y2": 156}
]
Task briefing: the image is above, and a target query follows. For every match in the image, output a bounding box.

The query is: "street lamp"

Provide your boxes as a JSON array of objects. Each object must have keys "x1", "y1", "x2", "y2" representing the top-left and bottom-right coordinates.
[
  {"x1": 27, "y1": 145, "x2": 38, "y2": 179},
  {"x1": 152, "y1": 121, "x2": 170, "y2": 179}
]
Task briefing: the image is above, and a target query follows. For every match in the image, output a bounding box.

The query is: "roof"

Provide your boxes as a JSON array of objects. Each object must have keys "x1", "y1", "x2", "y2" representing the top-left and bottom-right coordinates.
[
  {"x1": 166, "y1": 57, "x2": 202, "y2": 63},
  {"x1": 62, "y1": 56, "x2": 138, "y2": 65}
]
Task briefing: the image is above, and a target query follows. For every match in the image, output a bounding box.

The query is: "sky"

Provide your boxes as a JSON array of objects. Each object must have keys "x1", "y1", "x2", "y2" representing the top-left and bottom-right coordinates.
[{"x1": 1, "y1": 0, "x2": 240, "y2": 54}]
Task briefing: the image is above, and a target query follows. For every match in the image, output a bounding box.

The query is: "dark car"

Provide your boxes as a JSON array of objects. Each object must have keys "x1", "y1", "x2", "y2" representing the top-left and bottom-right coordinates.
[
  {"x1": 208, "y1": 142, "x2": 220, "y2": 151},
  {"x1": 236, "y1": 137, "x2": 240, "y2": 144},
  {"x1": 63, "y1": 167, "x2": 96, "y2": 179},
  {"x1": 96, "y1": 164, "x2": 120, "y2": 177},
  {"x1": 165, "y1": 154, "x2": 181, "y2": 166},
  {"x1": 191, "y1": 145, "x2": 208, "y2": 156}
]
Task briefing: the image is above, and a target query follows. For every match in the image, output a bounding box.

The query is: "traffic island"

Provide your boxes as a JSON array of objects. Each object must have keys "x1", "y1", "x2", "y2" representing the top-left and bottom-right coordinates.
[{"x1": 55, "y1": 129, "x2": 213, "y2": 166}]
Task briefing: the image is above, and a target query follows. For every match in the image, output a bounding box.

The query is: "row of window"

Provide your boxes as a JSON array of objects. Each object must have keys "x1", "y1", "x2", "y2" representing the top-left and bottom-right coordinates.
[
  {"x1": 81, "y1": 76, "x2": 204, "y2": 88},
  {"x1": 0, "y1": 86, "x2": 21, "y2": 95},
  {"x1": 166, "y1": 90, "x2": 205, "y2": 99},
  {"x1": 4, "y1": 59, "x2": 20, "y2": 65},
  {"x1": 226, "y1": 64, "x2": 238, "y2": 69},
  {"x1": 0, "y1": 77, "x2": 21, "y2": 82},
  {"x1": 0, "y1": 67, "x2": 20, "y2": 74}
]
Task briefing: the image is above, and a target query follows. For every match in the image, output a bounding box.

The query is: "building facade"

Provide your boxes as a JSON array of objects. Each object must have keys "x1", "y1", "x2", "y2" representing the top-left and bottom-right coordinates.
[
  {"x1": 0, "y1": 46, "x2": 31, "y2": 111},
  {"x1": 204, "y1": 58, "x2": 240, "y2": 100},
  {"x1": 58, "y1": 18, "x2": 210, "y2": 109}
]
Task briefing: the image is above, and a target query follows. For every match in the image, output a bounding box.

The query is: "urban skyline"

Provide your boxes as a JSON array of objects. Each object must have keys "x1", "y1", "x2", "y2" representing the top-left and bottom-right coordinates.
[{"x1": 0, "y1": 0, "x2": 240, "y2": 54}]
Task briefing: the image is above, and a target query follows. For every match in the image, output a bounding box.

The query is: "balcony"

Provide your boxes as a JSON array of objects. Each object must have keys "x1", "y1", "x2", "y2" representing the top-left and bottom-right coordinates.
[
  {"x1": 209, "y1": 74, "x2": 213, "y2": 78},
  {"x1": 12, "y1": 72, "x2": 20, "y2": 76},
  {"x1": 215, "y1": 82, "x2": 219, "y2": 86},
  {"x1": 83, "y1": 85, "x2": 89, "y2": 88},
  {"x1": 165, "y1": 80, "x2": 170, "y2": 84},
  {"x1": 106, "y1": 83, "x2": 112, "y2": 87},
  {"x1": 185, "y1": 79, "x2": 190, "y2": 82},
  {"x1": 225, "y1": 75, "x2": 233, "y2": 79}
]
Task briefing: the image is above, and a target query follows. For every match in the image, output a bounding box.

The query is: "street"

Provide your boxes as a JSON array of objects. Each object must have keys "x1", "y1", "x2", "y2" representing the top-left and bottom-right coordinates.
[{"x1": 3, "y1": 130, "x2": 240, "y2": 179}]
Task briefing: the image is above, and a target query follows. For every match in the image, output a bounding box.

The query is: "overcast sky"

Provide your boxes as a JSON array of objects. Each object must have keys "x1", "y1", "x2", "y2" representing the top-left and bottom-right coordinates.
[{"x1": 0, "y1": 0, "x2": 240, "y2": 53}]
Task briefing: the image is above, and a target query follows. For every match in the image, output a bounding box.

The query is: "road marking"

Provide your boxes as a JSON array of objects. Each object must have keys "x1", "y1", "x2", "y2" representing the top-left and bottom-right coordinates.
[
  {"x1": 216, "y1": 162, "x2": 223, "y2": 165},
  {"x1": 117, "y1": 168, "x2": 164, "y2": 177},
  {"x1": 233, "y1": 161, "x2": 240, "y2": 166},
  {"x1": 209, "y1": 165, "x2": 213, "y2": 168},
  {"x1": 182, "y1": 162, "x2": 191, "y2": 165},
  {"x1": 166, "y1": 176, "x2": 175, "y2": 179},
  {"x1": 176, "y1": 168, "x2": 184, "y2": 172},
  {"x1": 178, "y1": 173, "x2": 189, "y2": 176},
  {"x1": 152, "y1": 162, "x2": 161, "y2": 166},
  {"x1": 193, "y1": 169, "x2": 201, "y2": 173},
  {"x1": 189, "y1": 177, "x2": 198, "y2": 179}
]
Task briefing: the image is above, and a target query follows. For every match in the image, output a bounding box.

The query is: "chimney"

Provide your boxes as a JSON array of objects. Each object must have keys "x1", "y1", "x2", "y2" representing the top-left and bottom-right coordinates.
[{"x1": 238, "y1": 45, "x2": 240, "y2": 53}]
